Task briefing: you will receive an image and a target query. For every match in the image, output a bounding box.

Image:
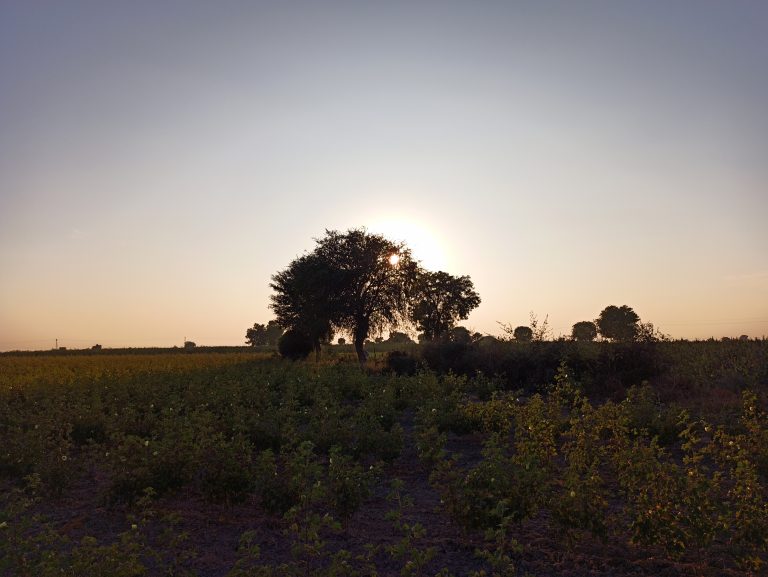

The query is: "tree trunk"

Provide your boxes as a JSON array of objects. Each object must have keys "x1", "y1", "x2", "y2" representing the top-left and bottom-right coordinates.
[
  {"x1": 354, "y1": 336, "x2": 367, "y2": 367},
  {"x1": 353, "y1": 318, "x2": 370, "y2": 368}
]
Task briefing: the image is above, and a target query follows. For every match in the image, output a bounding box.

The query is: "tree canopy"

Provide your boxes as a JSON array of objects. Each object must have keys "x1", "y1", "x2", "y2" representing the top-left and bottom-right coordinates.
[
  {"x1": 448, "y1": 326, "x2": 481, "y2": 344},
  {"x1": 571, "y1": 320, "x2": 597, "y2": 342},
  {"x1": 245, "y1": 320, "x2": 283, "y2": 347},
  {"x1": 596, "y1": 305, "x2": 640, "y2": 342},
  {"x1": 411, "y1": 271, "x2": 480, "y2": 341},
  {"x1": 270, "y1": 228, "x2": 420, "y2": 365},
  {"x1": 386, "y1": 331, "x2": 414, "y2": 344},
  {"x1": 513, "y1": 326, "x2": 533, "y2": 342}
]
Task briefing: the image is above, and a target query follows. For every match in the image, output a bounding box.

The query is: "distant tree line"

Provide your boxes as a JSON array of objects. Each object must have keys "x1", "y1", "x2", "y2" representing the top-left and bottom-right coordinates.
[{"x1": 502, "y1": 305, "x2": 665, "y2": 344}]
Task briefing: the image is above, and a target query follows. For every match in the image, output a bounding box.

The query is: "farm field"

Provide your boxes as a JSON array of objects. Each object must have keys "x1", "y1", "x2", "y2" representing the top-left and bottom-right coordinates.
[{"x1": 1, "y1": 342, "x2": 767, "y2": 576}]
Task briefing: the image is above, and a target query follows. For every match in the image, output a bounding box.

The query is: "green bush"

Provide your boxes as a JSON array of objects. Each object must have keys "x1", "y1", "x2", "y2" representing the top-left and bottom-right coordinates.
[{"x1": 197, "y1": 433, "x2": 255, "y2": 503}]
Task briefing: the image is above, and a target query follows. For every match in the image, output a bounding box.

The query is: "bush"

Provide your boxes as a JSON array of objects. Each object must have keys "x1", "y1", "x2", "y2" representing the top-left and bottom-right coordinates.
[
  {"x1": 278, "y1": 330, "x2": 313, "y2": 360},
  {"x1": 197, "y1": 433, "x2": 255, "y2": 503},
  {"x1": 622, "y1": 383, "x2": 682, "y2": 445},
  {"x1": 386, "y1": 351, "x2": 420, "y2": 375}
]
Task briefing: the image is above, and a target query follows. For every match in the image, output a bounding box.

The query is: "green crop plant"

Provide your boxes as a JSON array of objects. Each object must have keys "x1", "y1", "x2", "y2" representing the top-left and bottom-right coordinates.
[
  {"x1": 550, "y1": 398, "x2": 611, "y2": 544},
  {"x1": 385, "y1": 479, "x2": 436, "y2": 577},
  {"x1": 708, "y1": 392, "x2": 768, "y2": 571},
  {"x1": 326, "y1": 445, "x2": 378, "y2": 530},
  {"x1": 468, "y1": 501, "x2": 523, "y2": 577}
]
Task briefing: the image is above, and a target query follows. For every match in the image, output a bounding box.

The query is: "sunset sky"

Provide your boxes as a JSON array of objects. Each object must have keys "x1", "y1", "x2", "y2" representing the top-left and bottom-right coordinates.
[{"x1": 1, "y1": 1, "x2": 767, "y2": 350}]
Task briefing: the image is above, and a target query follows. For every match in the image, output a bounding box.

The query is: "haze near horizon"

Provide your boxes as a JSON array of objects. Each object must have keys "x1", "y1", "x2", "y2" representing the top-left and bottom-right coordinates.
[{"x1": 1, "y1": 1, "x2": 767, "y2": 350}]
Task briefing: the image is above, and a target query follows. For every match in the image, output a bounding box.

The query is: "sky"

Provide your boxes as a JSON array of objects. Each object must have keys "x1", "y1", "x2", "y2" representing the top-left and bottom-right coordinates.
[{"x1": 1, "y1": 0, "x2": 767, "y2": 350}]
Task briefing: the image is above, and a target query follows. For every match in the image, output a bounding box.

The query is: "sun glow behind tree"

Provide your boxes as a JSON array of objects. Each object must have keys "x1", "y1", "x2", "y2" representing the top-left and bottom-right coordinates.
[{"x1": 369, "y1": 219, "x2": 448, "y2": 272}]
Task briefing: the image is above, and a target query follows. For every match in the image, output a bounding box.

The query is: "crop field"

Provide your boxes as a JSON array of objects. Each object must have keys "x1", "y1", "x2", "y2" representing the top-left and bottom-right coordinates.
[{"x1": 1, "y1": 342, "x2": 767, "y2": 576}]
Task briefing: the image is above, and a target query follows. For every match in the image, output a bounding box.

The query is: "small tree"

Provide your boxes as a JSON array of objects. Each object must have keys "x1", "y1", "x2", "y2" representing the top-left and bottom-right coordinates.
[
  {"x1": 246, "y1": 320, "x2": 284, "y2": 346},
  {"x1": 448, "y1": 326, "x2": 473, "y2": 344},
  {"x1": 571, "y1": 321, "x2": 597, "y2": 342},
  {"x1": 513, "y1": 326, "x2": 533, "y2": 342},
  {"x1": 636, "y1": 322, "x2": 668, "y2": 343},
  {"x1": 386, "y1": 331, "x2": 413, "y2": 344},
  {"x1": 246, "y1": 323, "x2": 268, "y2": 346},
  {"x1": 596, "y1": 305, "x2": 640, "y2": 342},
  {"x1": 410, "y1": 271, "x2": 481, "y2": 341}
]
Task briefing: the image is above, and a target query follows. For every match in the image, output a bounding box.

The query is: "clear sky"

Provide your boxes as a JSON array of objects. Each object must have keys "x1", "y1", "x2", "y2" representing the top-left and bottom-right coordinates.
[{"x1": 1, "y1": 1, "x2": 767, "y2": 350}]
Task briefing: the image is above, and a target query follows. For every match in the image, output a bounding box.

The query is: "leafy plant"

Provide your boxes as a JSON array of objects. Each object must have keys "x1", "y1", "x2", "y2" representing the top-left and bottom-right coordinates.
[{"x1": 385, "y1": 479, "x2": 436, "y2": 577}]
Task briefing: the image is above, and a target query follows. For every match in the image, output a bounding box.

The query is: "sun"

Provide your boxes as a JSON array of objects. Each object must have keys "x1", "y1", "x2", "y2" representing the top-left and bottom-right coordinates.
[{"x1": 369, "y1": 218, "x2": 448, "y2": 271}]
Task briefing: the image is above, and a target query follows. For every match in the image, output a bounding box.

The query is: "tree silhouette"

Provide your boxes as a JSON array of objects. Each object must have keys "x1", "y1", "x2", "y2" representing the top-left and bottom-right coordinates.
[
  {"x1": 246, "y1": 323, "x2": 267, "y2": 346},
  {"x1": 448, "y1": 326, "x2": 473, "y2": 344},
  {"x1": 596, "y1": 305, "x2": 640, "y2": 342},
  {"x1": 245, "y1": 320, "x2": 283, "y2": 346},
  {"x1": 636, "y1": 322, "x2": 667, "y2": 343},
  {"x1": 513, "y1": 326, "x2": 533, "y2": 342},
  {"x1": 270, "y1": 253, "x2": 334, "y2": 359},
  {"x1": 317, "y1": 229, "x2": 418, "y2": 364},
  {"x1": 411, "y1": 271, "x2": 480, "y2": 341},
  {"x1": 386, "y1": 331, "x2": 413, "y2": 344},
  {"x1": 270, "y1": 228, "x2": 418, "y2": 365},
  {"x1": 571, "y1": 321, "x2": 597, "y2": 342}
]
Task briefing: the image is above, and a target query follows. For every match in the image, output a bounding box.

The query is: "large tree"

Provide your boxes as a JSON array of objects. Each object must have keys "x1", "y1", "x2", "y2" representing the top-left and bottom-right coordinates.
[
  {"x1": 411, "y1": 271, "x2": 481, "y2": 341},
  {"x1": 596, "y1": 305, "x2": 640, "y2": 342},
  {"x1": 316, "y1": 229, "x2": 418, "y2": 365},
  {"x1": 270, "y1": 228, "x2": 418, "y2": 365}
]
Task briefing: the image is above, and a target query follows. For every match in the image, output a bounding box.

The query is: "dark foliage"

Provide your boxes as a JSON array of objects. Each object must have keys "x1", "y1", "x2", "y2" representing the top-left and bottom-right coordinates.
[
  {"x1": 571, "y1": 321, "x2": 598, "y2": 342},
  {"x1": 386, "y1": 331, "x2": 414, "y2": 344},
  {"x1": 270, "y1": 253, "x2": 334, "y2": 356},
  {"x1": 513, "y1": 326, "x2": 533, "y2": 342},
  {"x1": 386, "y1": 350, "x2": 420, "y2": 376},
  {"x1": 411, "y1": 271, "x2": 480, "y2": 340},
  {"x1": 420, "y1": 339, "x2": 668, "y2": 397},
  {"x1": 596, "y1": 305, "x2": 640, "y2": 342},
  {"x1": 245, "y1": 320, "x2": 283, "y2": 347},
  {"x1": 277, "y1": 329, "x2": 313, "y2": 360},
  {"x1": 271, "y1": 229, "x2": 420, "y2": 365}
]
